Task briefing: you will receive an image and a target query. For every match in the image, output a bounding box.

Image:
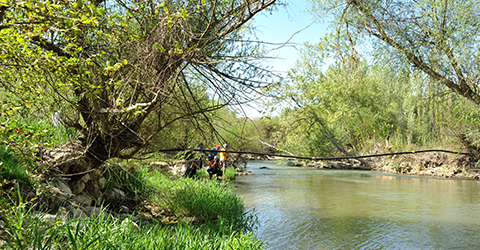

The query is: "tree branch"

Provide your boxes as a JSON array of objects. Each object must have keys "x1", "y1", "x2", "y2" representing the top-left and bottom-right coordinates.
[
  {"x1": 349, "y1": 0, "x2": 480, "y2": 104},
  {"x1": 31, "y1": 36, "x2": 72, "y2": 59}
]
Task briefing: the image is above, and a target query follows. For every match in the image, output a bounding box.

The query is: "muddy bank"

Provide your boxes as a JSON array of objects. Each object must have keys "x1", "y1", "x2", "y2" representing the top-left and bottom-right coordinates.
[
  {"x1": 371, "y1": 152, "x2": 480, "y2": 179},
  {"x1": 302, "y1": 152, "x2": 480, "y2": 180}
]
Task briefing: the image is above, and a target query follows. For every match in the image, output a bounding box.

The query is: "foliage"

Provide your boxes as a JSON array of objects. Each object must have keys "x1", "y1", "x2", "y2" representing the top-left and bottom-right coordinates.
[
  {"x1": 195, "y1": 168, "x2": 210, "y2": 179},
  {"x1": 224, "y1": 166, "x2": 237, "y2": 180},
  {"x1": 252, "y1": 0, "x2": 480, "y2": 156},
  {"x1": 0, "y1": 0, "x2": 277, "y2": 163},
  {"x1": 260, "y1": 5, "x2": 480, "y2": 156},
  {"x1": 309, "y1": 0, "x2": 480, "y2": 105}
]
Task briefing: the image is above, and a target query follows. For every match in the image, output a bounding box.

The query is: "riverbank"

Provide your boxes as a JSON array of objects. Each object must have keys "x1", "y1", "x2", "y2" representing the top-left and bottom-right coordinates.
[
  {"x1": 0, "y1": 155, "x2": 264, "y2": 249},
  {"x1": 371, "y1": 151, "x2": 480, "y2": 179},
  {"x1": 273, "y1": 151, "x2": 480, "y2": 180},
  {"x1": 152, "y1": 151, "x2": 480, "y2": 180}
]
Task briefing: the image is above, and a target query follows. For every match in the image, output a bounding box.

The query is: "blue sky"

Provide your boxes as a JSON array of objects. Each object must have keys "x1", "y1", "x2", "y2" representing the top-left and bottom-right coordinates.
[
  {"x1": 252, "y1": 0, "x2": 330, "y2": 75},
  {"x1": 238, "y1": 0, "x2": 331, "y2": 117}
]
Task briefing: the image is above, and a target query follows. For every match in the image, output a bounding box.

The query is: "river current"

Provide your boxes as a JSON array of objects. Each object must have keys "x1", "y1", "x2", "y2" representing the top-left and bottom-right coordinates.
[{"x1": 234, "y1": 160, "x2": 480, "y2": 249}]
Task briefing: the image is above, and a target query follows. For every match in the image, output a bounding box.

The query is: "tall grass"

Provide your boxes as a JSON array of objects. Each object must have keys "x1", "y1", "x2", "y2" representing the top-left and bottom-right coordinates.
[
  {"x1": 2, "y1": 210, "x2": 264, "y2": 249},
  {"x1": 139, "y1": 168, "x2": 246, "y2": 222},
  {"x1": 1, "y1": 179, "x2": 264, "y2": 250},
  {"x1": 224, "y1": 166, "x2": 236, "y2": 180}
]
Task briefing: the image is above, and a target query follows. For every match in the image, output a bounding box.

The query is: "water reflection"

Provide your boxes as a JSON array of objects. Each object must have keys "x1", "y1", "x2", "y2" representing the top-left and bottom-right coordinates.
[{"x1": 235, "y1": 161, "x2": 480, "y2": 249}]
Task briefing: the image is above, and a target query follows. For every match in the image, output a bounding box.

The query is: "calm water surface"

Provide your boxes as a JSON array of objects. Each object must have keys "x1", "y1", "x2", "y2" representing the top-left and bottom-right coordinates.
[{"x1": 234, "y1": 161, "x2": 480, "y2": 249}]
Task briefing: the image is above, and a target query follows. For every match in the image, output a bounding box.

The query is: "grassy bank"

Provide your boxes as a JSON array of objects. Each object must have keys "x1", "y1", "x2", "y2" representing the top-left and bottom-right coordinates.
[
  {"x1": 0, "y1": 156, "x2": 264, "y2": 249},
  {"x1": 1, "y1": 206, "x2": 263, "y2": 249}
]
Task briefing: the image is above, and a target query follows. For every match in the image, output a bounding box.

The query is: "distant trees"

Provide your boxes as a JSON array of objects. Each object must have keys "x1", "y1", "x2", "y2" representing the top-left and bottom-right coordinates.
[
  {"x1": 259, "y1": 0, "x2": 480, "y2": 157},
  {"x1": 311, "y1": 0, "x2": 480, "y2": 104}
]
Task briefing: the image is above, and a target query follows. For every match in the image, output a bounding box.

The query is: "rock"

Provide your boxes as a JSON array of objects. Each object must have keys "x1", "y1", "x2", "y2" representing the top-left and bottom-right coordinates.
[
  {"x1": 72, "y1": 192, "x2": 93, "y2": 206},
  {"x1": 98, "y1": 177, "x2": 107, "y2": 190},
  {"x1": 79, "y1": 174, "x2": 91, "y2": 183},
  {"x1": 119, "y1": 205, "x2": 130, "y2": 213},
  {"x1": 66, "y1": 205, "x2": 87, "y2": 220},
  {"x1": 103, "y1": 188, "x2": 126, "y2": 202},
  {"x1": 85, "y1": 180, "x2": 102, "y2": 200},
  {"x1": 114, "y1": 188, "x2": 126, "y2": 199},
  {"x1": 149, "y1": 161, "x2": 171, "y2": 171},
  {"x1": 90, "y1": 169, "x2": 102, "y2": 180},
  {"x1": 285, "y1": 160, "x2": 303, "y2": 167},
  {"x1": 121, "y1": 217, "x2": 139, "y2": 230},
  {"x1": 52, "y1": 179, "x2": 72, "y2": 195},
  {"x1": 69, "y1": 180, "x2": 85, "y2": 195},
  {"x1": 84, "y1": 206, "x2": 104, "y2": 217},
  {"x1": 39, "y1": 213, "x2": 58, "y2": 222}
]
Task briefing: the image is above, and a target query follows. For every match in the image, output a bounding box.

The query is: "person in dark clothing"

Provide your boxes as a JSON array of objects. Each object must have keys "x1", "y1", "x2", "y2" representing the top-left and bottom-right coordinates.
[
  {"x1": 183, "y1": 147, "x2": 198, "y2": 178},
  {"x1": 207, "y1": 146, "x2": 223, "y2": 179},
  {"x1": 196, "y1": 143, "x2": 205, "y2": 169}
]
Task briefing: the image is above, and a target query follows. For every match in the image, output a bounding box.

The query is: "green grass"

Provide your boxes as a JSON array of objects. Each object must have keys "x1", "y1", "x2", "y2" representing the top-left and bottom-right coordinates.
[
  {"x1": 1, "y1": 204, "x2": 264, "y2": 249},
  {"x1": 224, "y1": 166, "x2": 236, "y2": 180},
  {"x1": 138, "y1": 168, "x2": 245, "y2": 222},
  {"x1": 0, "y1": 174, "x2": 264, "y2": 250},
  {"x1": 0, "y1": 145, "x2": 29, "y2": 184},
  {"x1": 196, "y1": 168, "x2": 210, "y2": 179}
]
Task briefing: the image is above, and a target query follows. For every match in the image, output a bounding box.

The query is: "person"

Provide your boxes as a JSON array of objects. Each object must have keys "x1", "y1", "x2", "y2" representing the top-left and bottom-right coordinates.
[
  {"x1": 183, "y1": 147, "x2": 198, "y2": 178},
  {"x1": 207, "y1": 145, "x2": 220, "y2": 166},
  {"x1": 207, "y1": 146, "x2": 222, "y2": 179},
  {"x1": 196, "y1": 143, "x2": 205, "y2": 169},
  {"x1": 219, "y1": 144, "x2": 228, "y2": 174}
]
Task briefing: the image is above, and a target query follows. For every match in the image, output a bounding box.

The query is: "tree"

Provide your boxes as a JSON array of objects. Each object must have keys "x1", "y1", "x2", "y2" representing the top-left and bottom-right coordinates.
[
  {"x1": 310, "y1": 0, "x2": 480, "y2": 104},
  {"x1": 0, "y1": 0, "x2": 279, "y2": 209},
  {"x1": 0, "y1": 0, "x2": 276, "y2": 168}
]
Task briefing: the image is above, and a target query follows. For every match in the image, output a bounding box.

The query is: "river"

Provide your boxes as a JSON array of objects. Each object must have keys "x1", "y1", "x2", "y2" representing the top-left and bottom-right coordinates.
[{"x1": 234, "y1": 160, "x2": 480, "y2": 249}]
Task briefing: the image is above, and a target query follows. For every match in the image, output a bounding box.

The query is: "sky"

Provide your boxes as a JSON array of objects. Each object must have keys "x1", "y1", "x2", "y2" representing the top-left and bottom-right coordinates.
[
  {"x1": 237, "y1": 0, "x2": 331, "y2": 117},
  {"x1": 252, "y1": 0, "x2": 330, "y2": 74}
]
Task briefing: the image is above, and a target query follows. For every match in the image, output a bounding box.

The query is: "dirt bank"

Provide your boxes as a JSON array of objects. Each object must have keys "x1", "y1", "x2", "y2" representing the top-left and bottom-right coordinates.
[
  {"x1": 371, "y1": 152, "x2": 480, "y2": 179},
  {"x1": 304, "y1": 150, "x2": 480, "y2": 180}
]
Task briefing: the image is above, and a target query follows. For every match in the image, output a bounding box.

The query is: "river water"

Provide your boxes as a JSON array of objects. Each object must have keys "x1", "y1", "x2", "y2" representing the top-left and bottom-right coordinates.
[{"x1": 234, "y1": 160, "x2": 480, "y2": 249}]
